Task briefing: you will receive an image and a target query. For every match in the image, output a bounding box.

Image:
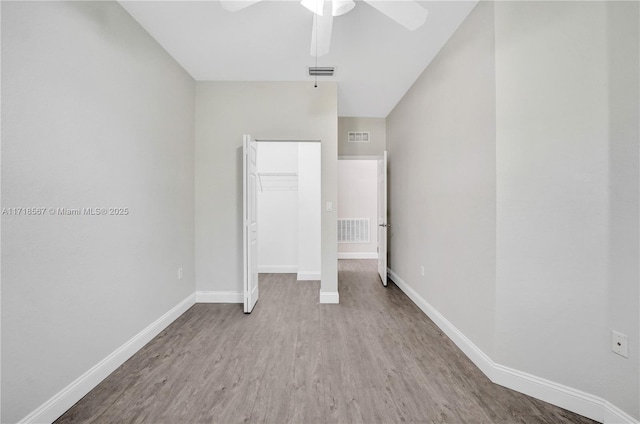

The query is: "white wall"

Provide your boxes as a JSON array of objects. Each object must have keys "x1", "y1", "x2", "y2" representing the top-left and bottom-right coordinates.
[
  {"x1": 195, "y1": 82, "x2": 338, "y2": 301},
  {"x1": 297, "y1": 143, "x2": 322, "y2": 280},
  {"x1": 386, "y1": 0, "x2": 497, "y2": 357},
  {"x1": 257, "y1": 141, "x2": 321, "y2": 279},
  {"x1": 337, "y1": 160, "x2": 378, "y2": 258},
  {"x1": 1, "y1": 2, "x2": 195, "y2": 422},
  {"x1": 494, "y1": 1, "x2": 639, "y2": 418},
  {"x1": 257, "y1": 143, "x2": 298, "y2": 273},
  {"x1": 387, "y1": 1, "x2": 640, "y2": 421}
]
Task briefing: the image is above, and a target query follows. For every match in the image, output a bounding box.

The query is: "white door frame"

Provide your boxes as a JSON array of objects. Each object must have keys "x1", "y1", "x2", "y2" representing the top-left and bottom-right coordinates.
[
  {"x1": 245, "y1": 138, "x2": 323, "y2": 312},
  {"x1": 336, "y1": 154, "x2": 388, "y2": 285}
]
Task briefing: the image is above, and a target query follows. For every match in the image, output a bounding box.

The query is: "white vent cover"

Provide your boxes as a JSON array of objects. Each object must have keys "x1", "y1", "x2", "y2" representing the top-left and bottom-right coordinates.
[
  {"x1": 347, "y1": 131, "x2": 370, "y2": 143},
  {"x1": 337, "y1": 218, "x2": 370, "y2": 243},
  {"x1": 309, "y1": 67, "x2": 335, "y2": 76}
]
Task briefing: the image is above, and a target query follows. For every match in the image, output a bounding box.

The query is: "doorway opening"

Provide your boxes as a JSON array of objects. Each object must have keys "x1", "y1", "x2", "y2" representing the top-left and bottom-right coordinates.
[
  {"x1": 337, "y1": 152, "x2": 388, "y2": 287},
  {"x1": 257, "y1": 141, "x2": 321, "y2": 281},
  {"x1": 243, "y1": 136, "x2": 322, "y2": 313}
]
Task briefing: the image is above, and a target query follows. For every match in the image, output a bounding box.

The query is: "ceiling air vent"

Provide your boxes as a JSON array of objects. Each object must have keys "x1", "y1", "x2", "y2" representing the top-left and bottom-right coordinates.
[{"x1": 308, "y1": 67, "x2": 335, "y2": 76}]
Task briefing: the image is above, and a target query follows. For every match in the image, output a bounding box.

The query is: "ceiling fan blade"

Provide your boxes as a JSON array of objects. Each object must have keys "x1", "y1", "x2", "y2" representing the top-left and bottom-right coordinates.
[
  {"x1": 219, "y1": 0, "x2": 263, "y2": 13},
  {"x1": 310, "y1": 12, "x2": 333, "y2": 57},
  {"x1": 363, "y1": 0, "x2": 428, "y2": 31},
  {"x1": 301, "y1": 0, "x2": 325, "y2": 16},
  {"x1": 332, "y1": 0, "x2": 356, "y2": 16}
]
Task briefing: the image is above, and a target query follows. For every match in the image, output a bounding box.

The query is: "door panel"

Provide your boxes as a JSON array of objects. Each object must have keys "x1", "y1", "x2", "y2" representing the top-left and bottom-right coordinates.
[
  {"x1": 378, "y1": 151, "x2": 388, "y2": 286},
  {"x1": 244, "y1": 135, "x2": 259, "y2": 313}
]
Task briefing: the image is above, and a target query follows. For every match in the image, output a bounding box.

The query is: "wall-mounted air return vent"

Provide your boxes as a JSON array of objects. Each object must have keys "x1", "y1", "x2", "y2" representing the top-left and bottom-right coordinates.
[
  {"x1": 347, "y1": 131, "x2": 370, "y2": 143},
  {"x1": 308, "y1": 67, "x2": 335, "y2": 76},
  {"x1": 338, "y1": 218, "x2": 370, "y2": 243}
]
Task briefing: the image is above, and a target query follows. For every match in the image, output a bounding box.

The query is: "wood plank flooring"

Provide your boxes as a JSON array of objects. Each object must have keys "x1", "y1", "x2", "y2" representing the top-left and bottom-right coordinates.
[{"x1": 55, "y1": 260, "x2": 596, "y2": 424}]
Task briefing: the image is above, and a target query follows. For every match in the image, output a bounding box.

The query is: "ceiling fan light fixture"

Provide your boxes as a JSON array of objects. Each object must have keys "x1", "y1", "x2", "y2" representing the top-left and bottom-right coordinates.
[
  {"x1": 301, "y1": 0, "x2": 324, "y2": 16},
  {"x1": 332, "y1": 0, "x2": 355, "y2": 16}
]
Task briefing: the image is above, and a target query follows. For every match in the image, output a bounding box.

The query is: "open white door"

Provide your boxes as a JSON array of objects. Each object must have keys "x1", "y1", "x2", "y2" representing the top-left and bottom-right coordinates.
[
  {"x1": 243, "y1": 135, "x2": 259, "y2": 313},
  {"x1": 377, "y1": 151, "x2": 388, "y2": 286}
]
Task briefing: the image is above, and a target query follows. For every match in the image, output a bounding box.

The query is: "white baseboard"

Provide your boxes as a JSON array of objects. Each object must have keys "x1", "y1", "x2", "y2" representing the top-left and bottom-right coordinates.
[
  {"x1": 387, "y1": 269, "x2": 495, "y2": 378},
  {"x1": 604, "y1": 403, "x2": 640, "y2": 424},
  {"x1": 18, "y1": 294, "x2": 196, "y2": 424},
  {"x1": 297, "y1": 272, "x2": 321, "y2": 281},
  {"x1": 491, "y1": 362, "x2": 605, "y2": 422},
  {"x1": 387, "y1": 268, "x2": 639, "y2": 424},
  {"x1": 337, "y1": 252, "x2": 378, "y2": 259},
  {"x1": 319, "y1": 291, "x2": 339, "y2": 304},
  {"x1": 258, "y1": 265, "x2": 297, "y2": 273},
  {"x1": 196, "y1": 291, "x2": 243, "y2": 303}
]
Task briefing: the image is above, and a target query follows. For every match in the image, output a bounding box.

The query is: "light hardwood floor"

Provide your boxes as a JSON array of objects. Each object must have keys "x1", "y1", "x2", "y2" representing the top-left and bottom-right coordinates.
[{"x1": 56, "y1": 260, "x2": 596, "y2": 424}]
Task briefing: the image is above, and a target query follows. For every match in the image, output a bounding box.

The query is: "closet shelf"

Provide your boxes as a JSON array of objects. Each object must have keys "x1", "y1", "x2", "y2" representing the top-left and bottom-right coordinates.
[{"x1": 258, "y1": 173, "x2": 298, "y2": 192}]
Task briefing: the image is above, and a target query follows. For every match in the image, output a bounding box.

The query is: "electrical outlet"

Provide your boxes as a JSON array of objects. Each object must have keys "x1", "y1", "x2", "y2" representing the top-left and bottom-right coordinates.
[
  {"x1": 420, "y1": 266, "x2": 425, "y2": 277},
  {"x1": 612, "y1": 331, "x2": 628, "y2": 358},
  {"x1": 178, "y1": 267, "x2": 183, "y2": 280}
]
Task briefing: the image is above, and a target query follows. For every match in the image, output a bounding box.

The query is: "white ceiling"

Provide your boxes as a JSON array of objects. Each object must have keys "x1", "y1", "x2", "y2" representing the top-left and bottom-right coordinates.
[{"x1": 120, "y1": 0, "x2": 477, "y2": 117}]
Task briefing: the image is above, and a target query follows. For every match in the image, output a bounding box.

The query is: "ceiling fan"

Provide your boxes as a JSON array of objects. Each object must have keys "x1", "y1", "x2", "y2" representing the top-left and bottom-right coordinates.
[{"x1": 219, "y1": 0, "x2": 429, "y2": 57}]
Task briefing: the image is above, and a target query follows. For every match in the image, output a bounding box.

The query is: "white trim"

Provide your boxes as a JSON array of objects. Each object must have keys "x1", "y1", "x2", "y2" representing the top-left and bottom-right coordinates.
[
  {"x1": 338, "y1": 252, "x2": 378, "y2": 259},
  {"x1": 18, "y1": 294, "x2": 196, "y2": 424},
  {"x1": 297, "y1": 272, "x2": 321, "y2": 281},
  {"x1": 258, "y1": 265, "x2": 297, "y2": 274},
  {"x1": 196, "y1": 291, "x2": 243, "y2": 303},
  {"x1": 387, "y1": 268, "x2": 495, "y2": 377},
  {"x1": 604, "y1": 403, "x2": 640, "y2": 424},
  {"x1": 491, "y1": 363, "x2": 605, "y2": 423},
  {"x1": 387, "y1": 268, "x2": 639, "y2": 424},
  {"x1": 319, "y1": 291, "x2": 339, "y2": 304}
]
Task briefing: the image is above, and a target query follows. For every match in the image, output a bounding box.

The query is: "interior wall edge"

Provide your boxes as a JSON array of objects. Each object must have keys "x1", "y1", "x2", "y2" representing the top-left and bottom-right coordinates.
[{"x1": 388, "y1": 268, "x2": 639, "y2": 424}]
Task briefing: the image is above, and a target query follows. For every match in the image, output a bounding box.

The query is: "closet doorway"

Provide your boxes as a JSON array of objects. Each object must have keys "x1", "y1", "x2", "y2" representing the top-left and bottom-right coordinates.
[{"x1": 257, "y1": 141, "x2": 322, "y2": 282}]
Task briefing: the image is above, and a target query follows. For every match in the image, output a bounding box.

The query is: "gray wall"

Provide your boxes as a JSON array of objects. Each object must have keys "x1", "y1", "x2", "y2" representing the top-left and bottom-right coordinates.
[
  {"x1": 494, "y1": 1, "x2": 639, "y2": 417},
  {"x1": 1, "y1": 2, "x2": 195, "y2": 422},
  {"x1": 386, "y1": 1, "x2": 497, "y2": 356},
  {"x1": 195, "y1": 82, "x2": 338, "y2": 298},
  {"x1": 338, "y1": 117, "x2": 386, "y2": 157},
  {"x1": 387, "y1": 0, "x2": 639, "y2": 420}
]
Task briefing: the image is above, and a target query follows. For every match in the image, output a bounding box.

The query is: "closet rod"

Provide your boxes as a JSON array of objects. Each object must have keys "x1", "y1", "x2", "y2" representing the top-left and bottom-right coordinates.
[{"x1": 255, "y1": 139, "x2": 321, "y2": 143}]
